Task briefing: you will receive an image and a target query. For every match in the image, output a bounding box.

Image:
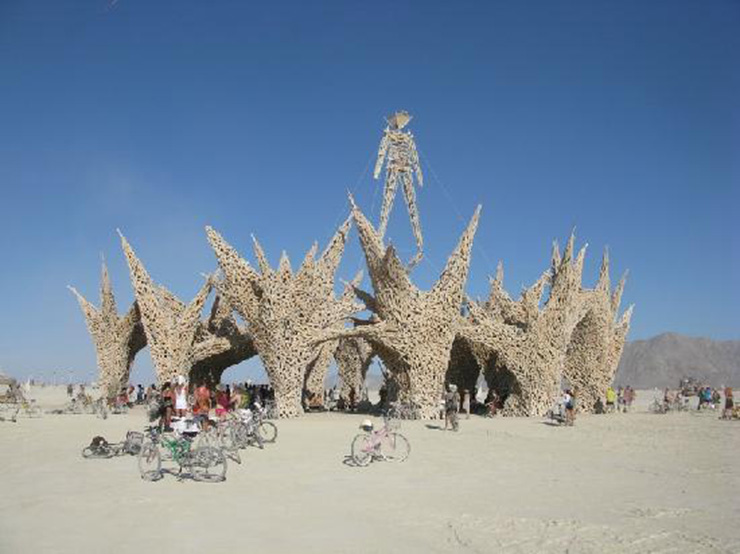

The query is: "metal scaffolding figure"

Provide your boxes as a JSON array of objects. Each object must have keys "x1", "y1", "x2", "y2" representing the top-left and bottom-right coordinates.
[{"x1": 373, "y1": 110, "x2": 424, "y2": 269}]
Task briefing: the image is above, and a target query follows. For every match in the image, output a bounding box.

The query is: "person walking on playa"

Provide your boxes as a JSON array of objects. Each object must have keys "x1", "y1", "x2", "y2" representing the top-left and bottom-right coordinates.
[
  {"x1": 605, "y1": 386, "x2": 616, "y2": 413},
  {"x1": 444, "y1": 384, "x2": 460, "y2": 431}
]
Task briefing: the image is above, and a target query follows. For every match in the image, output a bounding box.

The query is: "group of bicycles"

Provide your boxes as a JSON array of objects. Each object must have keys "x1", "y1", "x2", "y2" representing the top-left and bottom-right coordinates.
[{"x1": 136, "y1": 405, "x2": 278, "y2": 482}]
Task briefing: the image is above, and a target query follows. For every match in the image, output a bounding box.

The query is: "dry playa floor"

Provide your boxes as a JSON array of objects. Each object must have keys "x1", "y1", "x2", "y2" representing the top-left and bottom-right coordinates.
[{"x1": 1, "y1": 388, "x2": 738, "y2": 554}]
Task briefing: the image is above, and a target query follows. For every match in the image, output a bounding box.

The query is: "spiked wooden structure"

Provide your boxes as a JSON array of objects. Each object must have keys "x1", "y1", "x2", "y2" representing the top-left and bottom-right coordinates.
[
  {"x1": 205, "y1": 217, "x2": 362, "y2": 417},
  {"x1": 315, "y1": 196, "x2": 481, "y2": 418},
  {"x1": 68, "y1": 261, "x2": 146, "y2": 396},
  {"x1": 72, "y1": 113, "x2": 632, "y2": 418}
]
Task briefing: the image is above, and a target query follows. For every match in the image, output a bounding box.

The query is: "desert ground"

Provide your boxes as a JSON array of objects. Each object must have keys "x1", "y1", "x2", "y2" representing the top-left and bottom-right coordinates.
[{"x1": 0, "y1": 386, "x2": 738, "y2": 554}]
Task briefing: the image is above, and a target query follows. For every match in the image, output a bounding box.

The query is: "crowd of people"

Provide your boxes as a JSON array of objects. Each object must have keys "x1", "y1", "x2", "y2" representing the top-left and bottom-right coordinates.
[
  {"x1": 146, "y1": 379, "x2": 275, "y2": 432},
  {"x1": 61, "y1": 377, "x2": 736, "y2": 423}
]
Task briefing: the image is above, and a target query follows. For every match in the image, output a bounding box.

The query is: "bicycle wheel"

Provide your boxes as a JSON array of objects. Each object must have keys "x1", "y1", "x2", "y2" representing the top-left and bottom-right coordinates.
[
  {"x1": 258, "y1": 421, "x2": 278, "y2": 443},
  {"x1": 219, "y1": 426, "x2": 241, "y2": 465},
  {"x1": 138, "y1": 443, "x2": 162, "y2": 481},
  {"x1": 190, "y1": 446, "x2": 227, "y2": 482},
  {"x1": 232, "y1": 422, "x2": 251, "y2": 449},
  {"x1": 351, "y1": 433, "x2": 374, "y2": 467},
  {"x1": 380, "y1": 432, "x2": 410, "y2": 463}
]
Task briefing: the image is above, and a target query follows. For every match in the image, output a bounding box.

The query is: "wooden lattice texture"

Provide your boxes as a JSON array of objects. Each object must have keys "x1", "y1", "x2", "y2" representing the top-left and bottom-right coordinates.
[
  {"x1": 206, "y1": 217, "x2": 362, "y2": 417},
  {"x1": 374, "y1": 113, "x2": 424, "y2": 268},
  {"x1": 562, "y1": 250, "x2": 633, "y2": 412},
  {"x1": 317, "y1": 197, "x2": 480, "y2": 419},
  {"x1": 458, "y1": 234, "x2": 632, "y2": 416},
  {"x1": 68, "y1": 262, "x2": 146, "y2": 396},
  {"x1": 334, "y1": 337, "x2": 374, "y2": 401},
  {"x1": 73, "y1": 115, "x2": 633, "y2": 418},
  {"x1": 119, "y1": 232, "x2": 250, "y2": 385}
]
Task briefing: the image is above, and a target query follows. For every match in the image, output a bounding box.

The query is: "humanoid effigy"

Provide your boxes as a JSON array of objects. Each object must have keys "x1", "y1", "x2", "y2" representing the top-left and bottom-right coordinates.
[{"x1": 374, "y1": 110, "x2": 425, "y2": 269}]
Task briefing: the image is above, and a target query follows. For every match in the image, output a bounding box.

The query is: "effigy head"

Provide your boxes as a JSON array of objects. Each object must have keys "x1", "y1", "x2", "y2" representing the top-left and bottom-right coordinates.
[{"x1": 386, "y1": 110, "x2": 412, "y2": 130}]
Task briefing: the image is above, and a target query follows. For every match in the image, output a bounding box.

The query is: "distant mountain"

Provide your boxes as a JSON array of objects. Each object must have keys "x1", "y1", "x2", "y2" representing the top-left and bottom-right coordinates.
[{"x1": 615, "y1": 333, "x2": 740, "y2": 388}]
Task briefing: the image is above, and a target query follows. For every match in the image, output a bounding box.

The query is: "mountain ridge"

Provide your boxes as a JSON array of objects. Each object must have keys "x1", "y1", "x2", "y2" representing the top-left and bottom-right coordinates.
[{"x1": 615, "y1": 332, "x2": 740, "y2": 388}]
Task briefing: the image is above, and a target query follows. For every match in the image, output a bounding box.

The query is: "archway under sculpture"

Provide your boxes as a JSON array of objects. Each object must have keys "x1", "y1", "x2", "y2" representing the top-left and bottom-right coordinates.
[
  {"x1": 445, "y1": 336, "x2": 481, "y2": 399},
  {"x1": 119, "y1": 232, "x2": 256, "y2": 386},
  {"x1": 315, "y1": 195, "x2": 481, "y2": 419},
  {"x1": 334, "y1": 336, "x2": 375, "y2": 402},
  {"x1": 206, "y1": 216, "x2": 361, "y2": 418}
]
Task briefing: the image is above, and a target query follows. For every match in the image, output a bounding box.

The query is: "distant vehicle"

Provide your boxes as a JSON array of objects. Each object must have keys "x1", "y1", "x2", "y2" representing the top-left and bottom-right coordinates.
[{"x1": 679, "y1": 377, "x2": 701, "y2": 397}]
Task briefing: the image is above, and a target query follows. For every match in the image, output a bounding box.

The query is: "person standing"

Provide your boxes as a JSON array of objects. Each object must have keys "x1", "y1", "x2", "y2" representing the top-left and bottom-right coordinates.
[
  {"x1": 564, "y1": 389, "x2": 576, "y2": 426},
  {"x1": 215, "y1": 384, "x2": 230, "y2": 418},
  {"x1": 722, "y1": 387, "x2": 734, "y2": 420},
  {"x1": 444, "y1": 384, "x2": 460, "y2": 431},
  {"x1": 173, "y1": 377, "x2": 188, "y2": 418},
  {"x1": 159, "y1": 382, "x2": 174, "y2": 432},
  {"x1": 605, "y1": 386, "x2": 617, "y2": 413},
  {"x1": 462, "y1": 389, "x2": 471, "y2": 420},
  {"x1": 193, "y1": 383, "x2": 212, "y2": 431}
]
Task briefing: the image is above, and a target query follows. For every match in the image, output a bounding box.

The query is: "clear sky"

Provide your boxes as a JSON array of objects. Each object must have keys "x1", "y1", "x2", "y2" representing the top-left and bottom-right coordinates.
[{"x1": 0, "y1": 0, "x2": 737, "y2": 383}]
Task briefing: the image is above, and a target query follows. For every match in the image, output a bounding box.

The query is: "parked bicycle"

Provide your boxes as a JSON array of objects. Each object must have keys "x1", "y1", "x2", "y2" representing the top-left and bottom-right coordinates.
[
  {"x1": 195, "y1": 418, "x2": 242, "y2": 465},
  {"x1": 82, "y1": 431, "x2": 144, "y2": 459},
  {"x1": 138, "y1": 427, "x2": 227, "y2": 482},
  {"x1": 351, "y1": 418, "x2": 410, "y2": 467},
  {"x1": 385, "y1": 401, "x2": 420, "y2": 420}
]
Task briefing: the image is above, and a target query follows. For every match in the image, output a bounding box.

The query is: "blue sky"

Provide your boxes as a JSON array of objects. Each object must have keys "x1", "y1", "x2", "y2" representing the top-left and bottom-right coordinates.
[{"x1": 0, "y1": 0, "x2": 737, "y2": 383}]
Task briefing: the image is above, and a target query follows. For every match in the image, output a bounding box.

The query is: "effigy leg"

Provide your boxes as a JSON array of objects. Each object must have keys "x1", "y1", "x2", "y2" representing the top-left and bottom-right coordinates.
[
  {"x1": 378, "y1": 171, "x2": 399, "y2": 239},
  {"x1": 402, "y1": 172, "x2": 424, "y2": 269}
]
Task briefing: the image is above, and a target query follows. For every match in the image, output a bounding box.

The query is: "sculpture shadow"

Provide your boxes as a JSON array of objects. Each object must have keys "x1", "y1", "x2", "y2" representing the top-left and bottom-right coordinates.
[{"x1": 424, "y1": 423, "x2": 445, "y2": 431}]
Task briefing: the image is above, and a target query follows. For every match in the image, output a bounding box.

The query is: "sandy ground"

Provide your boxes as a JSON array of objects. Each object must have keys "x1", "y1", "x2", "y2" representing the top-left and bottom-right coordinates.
[{"x1": 1, "y1": 387, "x2": 738, "y2": 554}]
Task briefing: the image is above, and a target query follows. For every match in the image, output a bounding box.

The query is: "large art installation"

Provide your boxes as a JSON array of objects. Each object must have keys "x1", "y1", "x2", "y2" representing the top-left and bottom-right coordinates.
[{"x1": 71, "y1": 111, "x2": 633, "y2": 418}]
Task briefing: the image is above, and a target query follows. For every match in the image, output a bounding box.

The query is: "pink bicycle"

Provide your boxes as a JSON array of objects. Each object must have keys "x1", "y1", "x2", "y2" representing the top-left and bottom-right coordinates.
[{"x1": 351, "y1": 418, "x2": 410, "y2": 467}]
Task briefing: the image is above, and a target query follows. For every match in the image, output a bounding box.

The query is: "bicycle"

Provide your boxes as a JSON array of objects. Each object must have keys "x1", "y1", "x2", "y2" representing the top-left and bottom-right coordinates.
[
  {"x1": 251, "y1": 404, "x2": 278, "y2": 443},
  {"x1": 649, "y1": 398, "x2": 668, "y2": 414},
  {"x1": 351, "y1": 418, "x2": 410, "y2": 467},
  {"x1": 385, "y1": 401, "x2": 419, "y2": 420},
  {"x1": 82, "y1": 431, "x2": 144, "y2": 459},
  {"x1": 195, "y1": 417, "x2": 242, "y2": 465},
  {"x1": 138, "y1": 427, "x2": 227, "y2": 482}
]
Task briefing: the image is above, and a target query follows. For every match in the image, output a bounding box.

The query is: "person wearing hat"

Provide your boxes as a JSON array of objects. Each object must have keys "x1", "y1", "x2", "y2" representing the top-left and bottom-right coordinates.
[{"x1": 444, "y1": 384, "x2": 460, "y2": 431}]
